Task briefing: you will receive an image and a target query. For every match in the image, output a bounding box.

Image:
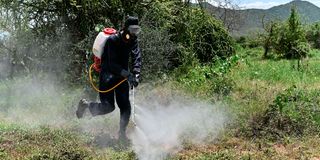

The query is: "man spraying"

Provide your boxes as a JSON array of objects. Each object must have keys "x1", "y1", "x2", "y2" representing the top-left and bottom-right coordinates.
[{"x1": 76, "y1": 16, "x2": 142, "y2": 141}]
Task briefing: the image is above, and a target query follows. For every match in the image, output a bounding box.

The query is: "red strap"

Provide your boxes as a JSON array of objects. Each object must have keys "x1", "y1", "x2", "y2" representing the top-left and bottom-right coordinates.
[{"x1": 93, "y1": 56, "x2": 101, "y2": 72}]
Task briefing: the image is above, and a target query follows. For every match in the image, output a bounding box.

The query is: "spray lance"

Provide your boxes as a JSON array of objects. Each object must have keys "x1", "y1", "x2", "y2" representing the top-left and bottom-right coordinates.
[
  {"x1": 89, "y1": 27, "x2": 137, "y2": 126},
  {"x1": 132, "y1": 86, "x2": 137, "y2": 126}
]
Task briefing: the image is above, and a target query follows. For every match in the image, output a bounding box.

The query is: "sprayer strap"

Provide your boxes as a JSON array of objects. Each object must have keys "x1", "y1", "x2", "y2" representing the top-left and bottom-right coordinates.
[{"x1": 89, "y1": 64, "x2": 127, "y2": 93}]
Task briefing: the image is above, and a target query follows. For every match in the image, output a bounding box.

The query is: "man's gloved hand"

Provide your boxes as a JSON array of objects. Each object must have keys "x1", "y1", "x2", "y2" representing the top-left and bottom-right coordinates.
[
  {"x1": 134, "y1": 74, "x2": 140, "y2": 87},
  {"x1": 128, "y1": 74, "x2": 139, "y2": 88},
  {"x1": 121, "y1": 69, "x2": 139, "y2": 88}
]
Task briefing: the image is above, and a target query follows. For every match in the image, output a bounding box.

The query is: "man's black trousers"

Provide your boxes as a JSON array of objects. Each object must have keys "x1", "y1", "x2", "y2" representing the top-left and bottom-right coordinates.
[{"x1": 88, "y1": 81, "x2": 131, "y2": 137}]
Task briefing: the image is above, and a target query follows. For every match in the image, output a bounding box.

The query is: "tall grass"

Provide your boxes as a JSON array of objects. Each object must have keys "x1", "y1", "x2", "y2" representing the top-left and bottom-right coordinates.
[{"x1": 231, "y1": 48, "x2": 320, "y2": 86}]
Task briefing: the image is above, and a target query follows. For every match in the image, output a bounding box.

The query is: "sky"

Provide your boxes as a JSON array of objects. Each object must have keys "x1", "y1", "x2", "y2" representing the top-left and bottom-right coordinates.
[
  {"x1": 238, "y1": 0, "x2": 320, "y2": 9},
  {"x1": 202, "y1": 0, "x2": 320, "y2": 9}
]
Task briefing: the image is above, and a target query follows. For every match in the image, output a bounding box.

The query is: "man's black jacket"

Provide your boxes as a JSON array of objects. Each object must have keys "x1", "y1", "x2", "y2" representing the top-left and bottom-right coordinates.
[{"x1": 99, "y1": 33, "x2": 141, "y2": 88}]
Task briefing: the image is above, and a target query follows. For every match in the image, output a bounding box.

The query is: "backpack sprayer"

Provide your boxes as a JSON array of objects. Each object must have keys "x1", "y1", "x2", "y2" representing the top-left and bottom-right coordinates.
[
  {"x1": 90, "y1": 28, "x2": 127, "y2": 93},
  {"x1": 90, "y1": 28, "x2": 137, "y2": 126}
]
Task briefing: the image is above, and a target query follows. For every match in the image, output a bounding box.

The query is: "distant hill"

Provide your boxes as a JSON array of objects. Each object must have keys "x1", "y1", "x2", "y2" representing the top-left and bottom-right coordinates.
[{"x1": 201, "y1": 0, "x2": 320, "y2": 35}]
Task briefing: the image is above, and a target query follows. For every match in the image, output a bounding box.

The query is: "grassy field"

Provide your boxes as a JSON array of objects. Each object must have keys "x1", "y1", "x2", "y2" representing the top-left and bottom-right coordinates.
[{"x1": 1, "y1": 48, "x2": 320, "y2": 159}]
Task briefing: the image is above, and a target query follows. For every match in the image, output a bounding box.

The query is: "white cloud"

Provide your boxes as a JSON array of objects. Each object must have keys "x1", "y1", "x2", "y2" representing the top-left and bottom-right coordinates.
[
  {"x1": 306, "y1": 0, "x2": 320, "y2": 7},
  {"x1": 239, "y1": 1, "x2": 285, "y2": 9},
  {"x1": 239, "y1": 0, "x2": 320, "y2": 9}
]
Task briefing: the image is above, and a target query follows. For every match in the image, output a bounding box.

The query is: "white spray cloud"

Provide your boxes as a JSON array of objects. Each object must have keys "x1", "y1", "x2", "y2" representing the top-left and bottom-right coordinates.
[
  {"x1": 77, "y1": 109, "x2": 120, "y2": 136},
  {"x1": 0, "y1": 73, "x2": 120, "y2": 138},
  {"x1": 0, "y1": 73, "x2": 229, "y2": 160},
  {"x1": 0, "y1": 30, "x2": 79, "y2": 128},
  {"x1": 129, "y1": 90, "x2": 229, "y2": 160},
  {"x1": 0, "y1": 75, "x2": 80, "y2": 127}
]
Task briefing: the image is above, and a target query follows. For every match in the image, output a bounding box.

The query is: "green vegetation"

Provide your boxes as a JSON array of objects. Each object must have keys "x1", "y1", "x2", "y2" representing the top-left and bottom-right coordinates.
[
  {"x1": 307, "y1": 22, "x2": 320, "y2": 49},
  {"x1": 258, "y1": 7, "x2": 310, "y2": 65},
  {"x1": 1, "y1": 48, "x2": 320, "y2": 159},
  {"x1": 257, "y1": 86, "x2": 320, "y2": 136},
  {"x1": 275, "y1": 7, "x2": 310, "y2": 60},
  {"x1": 0, "y1": 122, "x2": 135, "y2": 159},
  {"x1": 232, "y1": 49, "x2": 320, "y2": 85}
]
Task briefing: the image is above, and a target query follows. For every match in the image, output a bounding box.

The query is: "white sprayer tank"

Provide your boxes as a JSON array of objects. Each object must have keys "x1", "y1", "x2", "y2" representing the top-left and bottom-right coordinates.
[{"x1": 92, "y1": 28, "x2": 117, "y2": 59}]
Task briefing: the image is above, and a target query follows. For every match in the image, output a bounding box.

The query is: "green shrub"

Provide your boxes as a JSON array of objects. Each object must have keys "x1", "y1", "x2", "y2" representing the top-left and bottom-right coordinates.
[
  {"x1": 171, "y1": 7, "x2": 235, "y2": 64},
  {"x1": 236, "y1": 34, "x2": 262, "y2": 49},
  {"x1": 236, "y1": 36, "x2": 246, "y2": 45},
  {"x1": 245, "y1": 86, "x2": 320, "y2": 140},
  {"x1": 306, "y1": 22, "x2": 320, "y2": 49},
  {"x1": 175, "y1": 55, "x2": 239, "y2": 97},
  {"x1": 211, "y1": 75, "x2": 234, "y2": 96},
  {"x1": 246, "y1": 37, "x2": 262, "y2": 49}
]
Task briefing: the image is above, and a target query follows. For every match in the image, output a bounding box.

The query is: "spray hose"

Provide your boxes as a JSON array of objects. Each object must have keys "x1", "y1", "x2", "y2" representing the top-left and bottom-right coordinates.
[
  {"x1": 89, "y1": 63, "x2": 137, "y2": 126},
  {"x1": 89, "y1": 64, "x2": 127, "y2": 93}
]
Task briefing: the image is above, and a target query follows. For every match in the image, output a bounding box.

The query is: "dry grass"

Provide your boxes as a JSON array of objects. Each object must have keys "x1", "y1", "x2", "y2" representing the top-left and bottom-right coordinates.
[{"x1": 174, "y1": 136, "x2": 320, "y2": 160}]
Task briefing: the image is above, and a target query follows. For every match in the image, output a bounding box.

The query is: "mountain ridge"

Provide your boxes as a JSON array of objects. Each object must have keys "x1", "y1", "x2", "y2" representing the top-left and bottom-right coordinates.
[{"x1": 202, "y1": 0, "x2": 320, "y2": 35}]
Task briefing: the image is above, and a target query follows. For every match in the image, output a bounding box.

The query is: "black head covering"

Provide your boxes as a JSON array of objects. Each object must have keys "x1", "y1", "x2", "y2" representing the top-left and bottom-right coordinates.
[{"x1": 124, "y1": 16, "x2": 139, "y2": 29}]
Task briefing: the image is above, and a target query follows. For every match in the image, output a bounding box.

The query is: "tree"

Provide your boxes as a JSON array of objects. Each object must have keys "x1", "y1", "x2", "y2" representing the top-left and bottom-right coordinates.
[
  {"x1": 0, "y1": 0, "x2": 30, "y2": 77},
  {"x1": 274, "y1": 7, "x2": 310, "y2": 69},
  {"x1": 1, "y1": 0, "x2": 235, "y2": 83},
  {"x1": 0, "y1": 0, "x2": 149, "y2": 82},
  {"x1": 199, "y1": 0, "x2": 245, "y2": 32},
  {"x1": 261, "y1": 16, "x2": 281, "y2": 58}
]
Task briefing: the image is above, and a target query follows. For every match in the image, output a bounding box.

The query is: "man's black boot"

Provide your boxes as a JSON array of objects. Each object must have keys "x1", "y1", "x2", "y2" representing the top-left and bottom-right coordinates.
[
  {"x1": 119, "y1": 129, "x2": 130, "y2": 141},
  {"x1": 118, "y1": 131, "x2": 131, "y2": 148},
  {"x1": 76, "y1": 99, "x2": 89, "y2": 119}
]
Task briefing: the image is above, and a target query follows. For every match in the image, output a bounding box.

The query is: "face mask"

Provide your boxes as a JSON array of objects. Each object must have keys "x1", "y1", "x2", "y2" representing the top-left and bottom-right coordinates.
[{"x1": 128, "y1": 25, "x2": 141, "y2": 36}]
